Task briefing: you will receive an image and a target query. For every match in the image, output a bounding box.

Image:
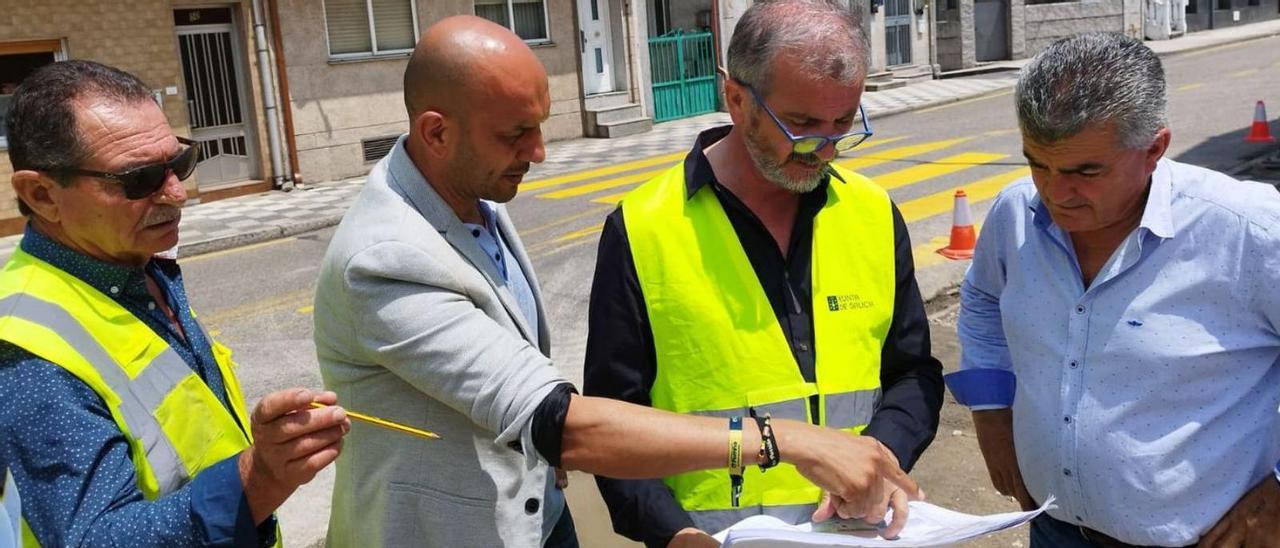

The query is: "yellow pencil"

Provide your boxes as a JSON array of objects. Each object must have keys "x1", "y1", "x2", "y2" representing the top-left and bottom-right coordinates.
[{"x1": 311, "y1": 402, "x2": 441, "y2": 440}]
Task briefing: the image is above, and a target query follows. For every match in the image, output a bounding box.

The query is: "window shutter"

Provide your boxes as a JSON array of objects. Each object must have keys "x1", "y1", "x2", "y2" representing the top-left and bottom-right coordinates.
[
  {"x1": 512, "y1": 0, "x2": 547, "y2": 41},
  {"x1": 372, "y1": 0, "x2": 415, "y2": 51},
  {"x1": 475, "y1": 0, "x2": 510, "y2": 28},
  {"x1": 326, "y1": 0, "x2": 373, "y2": 55}
]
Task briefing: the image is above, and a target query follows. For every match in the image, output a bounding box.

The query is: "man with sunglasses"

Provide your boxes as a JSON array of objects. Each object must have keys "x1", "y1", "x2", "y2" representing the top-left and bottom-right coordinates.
[
  {"x1": 0, "y1": 60, "x2": 350, "y2": 546},
  {"x1": 583, "y1": 1, "x2": 943, "y2": 546}
]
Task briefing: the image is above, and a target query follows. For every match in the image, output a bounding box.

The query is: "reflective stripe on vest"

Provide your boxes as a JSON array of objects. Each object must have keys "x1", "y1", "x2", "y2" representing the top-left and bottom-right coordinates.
[
  {"x1": 0, "y1": 294, "x2": 190, "y2": 494},
  {"x1": 622, "y1": 163, "x2": 896, "y2": 526}
]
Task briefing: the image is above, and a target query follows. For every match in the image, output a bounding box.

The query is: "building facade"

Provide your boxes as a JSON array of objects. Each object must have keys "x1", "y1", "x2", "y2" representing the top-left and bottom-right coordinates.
[
  {"x1": 274, "y1": 0, "x2": 589, "y2": 183},
  {"x1": 0, "y1": 0, "x2": 275, "y2": 234},
  {"x1": 936, "y1": 0, "x2": 1144, "y2": 71}
]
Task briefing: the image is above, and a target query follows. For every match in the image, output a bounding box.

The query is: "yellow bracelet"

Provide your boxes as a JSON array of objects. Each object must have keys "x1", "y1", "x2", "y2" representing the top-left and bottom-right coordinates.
[{"x1": 728, "y1": 418, "x2": 745, "y2": 475}]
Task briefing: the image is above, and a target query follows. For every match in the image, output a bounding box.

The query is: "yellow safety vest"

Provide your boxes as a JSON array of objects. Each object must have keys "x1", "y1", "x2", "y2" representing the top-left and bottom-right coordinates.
[
  {"x1": 0, "y1": 248, "x2": 278, "y2": 547},
  {"x1": 621, "y1": 163, "x2": 896, "y2": 532}
]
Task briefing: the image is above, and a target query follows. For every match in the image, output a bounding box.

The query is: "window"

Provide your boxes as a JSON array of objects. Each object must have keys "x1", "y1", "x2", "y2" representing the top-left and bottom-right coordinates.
[
  {"x1": 475, "y1": 0, "x2": 550, "y2": 43},
  {"x1": 324, "y1": 0, "x2": 418, "y2": 59},
  {"x1": 1, "y1": 40, "x2": 64, "y2": 150}
]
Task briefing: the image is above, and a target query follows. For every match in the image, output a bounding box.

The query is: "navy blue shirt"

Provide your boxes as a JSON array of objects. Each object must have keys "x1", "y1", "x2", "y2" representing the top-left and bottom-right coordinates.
[{"x1": 0, "y1": 225, "x2": 274, "y2": 547}]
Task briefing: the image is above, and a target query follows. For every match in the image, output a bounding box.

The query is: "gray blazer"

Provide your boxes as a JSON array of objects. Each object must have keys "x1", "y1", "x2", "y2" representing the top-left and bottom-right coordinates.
[{"x1": 316, "y1": 136, "x2": 567, "y2": 547}]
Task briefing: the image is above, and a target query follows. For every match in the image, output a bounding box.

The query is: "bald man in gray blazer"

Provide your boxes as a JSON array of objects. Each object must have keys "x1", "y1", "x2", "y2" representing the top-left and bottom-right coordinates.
[{"x1": 315, "y1": 15, "x2": 921, "y2": 548}]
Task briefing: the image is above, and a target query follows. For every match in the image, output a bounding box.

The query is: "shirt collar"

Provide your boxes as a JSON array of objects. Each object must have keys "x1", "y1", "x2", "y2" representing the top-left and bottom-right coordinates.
[
  {"x1": 1028, "y1": 157, "x2": 1176, "y2": 240},
  {"x1": 682, "y1": 125, "x2": 841, "y2": 200},
  {"x1": 465, "y1": 200, "x2": 501, "y2": 237},
  {"x1": 18, "y1": 223, "x2": 151, "y2": 293}
]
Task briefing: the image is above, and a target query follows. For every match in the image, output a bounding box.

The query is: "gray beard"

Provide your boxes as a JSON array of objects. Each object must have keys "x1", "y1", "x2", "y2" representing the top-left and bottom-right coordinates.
[{"x1": 742, "y1": 129, "x2": 826, "y2": 194}]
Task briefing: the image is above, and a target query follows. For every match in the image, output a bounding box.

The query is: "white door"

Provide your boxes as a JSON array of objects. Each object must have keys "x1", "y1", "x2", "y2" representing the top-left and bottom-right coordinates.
[
  {"x1": 578, "y1": 0, "x2": 615, "y2": 94},
  {"x1": 175, "y1": 8, "x2": 254, "y2": 186}
]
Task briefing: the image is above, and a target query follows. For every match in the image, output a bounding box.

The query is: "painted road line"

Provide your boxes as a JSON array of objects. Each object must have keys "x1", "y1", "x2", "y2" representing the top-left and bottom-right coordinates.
[
  {"x1": 297, "y1": 305, "x2": 314, "y2": 314},
  {"x1": 914, "y1": 90, "x2": 1014, "y2": 115},
  {"x1": 528, "y1": 225, "x2": 604, "y2": 255},
  {"x1": 875, "y1": 152, "x2": 1009, "y2": 191},
  {"x1": 520, "y1": 151, "x2": 685, "y2": 192},
  {"x1": 1231, "y1": 68, "x2": 1260, "y2": 78},
  {"x1": 913, "y1": 222, "x2": 985, "y2": 270},
  {"x1": 521, "y1": 204, "x2": 614, "y2": 236},
  {"x1": 912, "y1": 235, "x2": 954, "y2": 270},
  {"x1": 983, "y1": 129, "x2": 1019, "y2": 137},
  {"x1": 540, "y1": 168, "x2": 667, "y2": 200},
  {"x1": 181, "y1": 236, "x2": 297, "y2": 263},
  {"x1": 897, "y1": 167, "x2": 1029, "y2": 223},
  {"x1": 837, "y1": 137, "x2": 974, "y2": 171},
  {"x1": 1176, "y1": 82, "x2": 1204, "y2": 92},
  {"x1": 592, "y1": 190, "x2": 631, "y2": 205},
  {"x1": 553, "y1": 137, "x2": 911, "y2": 204}
]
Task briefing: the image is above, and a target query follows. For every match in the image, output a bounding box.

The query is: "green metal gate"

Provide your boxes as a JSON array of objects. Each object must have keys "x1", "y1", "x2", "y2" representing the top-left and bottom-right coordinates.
[{"x1": 648, "y1": 30, "x2": 718, "y2": 122}]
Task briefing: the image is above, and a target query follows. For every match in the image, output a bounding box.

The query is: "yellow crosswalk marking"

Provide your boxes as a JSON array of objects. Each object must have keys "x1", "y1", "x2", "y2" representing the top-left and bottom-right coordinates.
[
  {"x1": 912, "y1": 235, "x2": 954, "y2": 269},
  {"x1": 1231, "y1": 68, "x2": 1259, "y2": 78},
  {"x1": 521, "y1": 151, "x2": 685, "y2": 192},
  {"x1": 897, "y1": 167, "x2": 1029, "y2": 223},
  {"x1": 555, "y1": 225, "x2": 604, "y2": 243},
  {"x1": 539, "y1": 137, "x2": 911, "y2": 202},
  {"x1": 913, "y1": 222, "x2": 984, "y2": 269},
  {"x1": 874, "y1": 152, "x2": 1009, "y2": 190},
  {"x1": 1176, "y1": 82, "x2": 1204, "y2": 92},
  {"x1": 540, "y1": 168, "x2": 667, "y2": 199},
  {"x1": 586, "y1": 137, "x2": 930, "y2": 206},
  {"x1": 837, "y1": 137, "x2": 973, "y2": 171},
  {"x1": 592, "y1": 190, "x2": 630, "y2": 205}
]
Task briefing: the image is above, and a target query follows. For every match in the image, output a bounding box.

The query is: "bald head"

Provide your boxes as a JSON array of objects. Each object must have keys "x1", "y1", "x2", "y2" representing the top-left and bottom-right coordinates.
[{"x1": 404, "y1": 15, "x2": 546, "y2": 118}]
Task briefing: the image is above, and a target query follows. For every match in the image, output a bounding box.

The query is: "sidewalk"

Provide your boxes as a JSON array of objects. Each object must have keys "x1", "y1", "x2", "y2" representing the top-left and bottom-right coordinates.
[{"x1": 3, "y1": 20, "x2": 1277, "y2": 264}]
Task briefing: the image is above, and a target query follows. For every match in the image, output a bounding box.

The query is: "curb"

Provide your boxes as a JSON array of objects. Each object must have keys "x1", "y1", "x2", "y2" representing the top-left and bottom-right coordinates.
[{"x1": 178, "y1": 213, "x2": 346, "y2": 258}]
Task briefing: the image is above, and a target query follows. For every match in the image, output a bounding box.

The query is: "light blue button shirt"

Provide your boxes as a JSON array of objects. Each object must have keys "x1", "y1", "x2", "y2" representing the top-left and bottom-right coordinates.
[
  {"x1": 463, "y1": 200, "x2": 562, "y2": 542},
  {"x1": 947, "y1": 158, "x2": 1280, "y2": 546}
]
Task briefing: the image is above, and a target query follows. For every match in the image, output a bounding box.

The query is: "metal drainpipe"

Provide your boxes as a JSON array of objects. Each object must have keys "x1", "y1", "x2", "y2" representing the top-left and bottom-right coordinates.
[
  {"x1": 928, "y1": 0, "x2": 940, "y2": 78},
  {"x1": 250, "y1": 0, "x2": 288, "y2": 190},
  {"x1": 267, "y1": 0, "x2": 302, "y2": 186}
]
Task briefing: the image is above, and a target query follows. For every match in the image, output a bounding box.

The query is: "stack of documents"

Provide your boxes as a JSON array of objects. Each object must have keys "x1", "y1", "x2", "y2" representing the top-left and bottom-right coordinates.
[{"x1": 714, "y1": 497, "x2": 1055, "y2": 547}]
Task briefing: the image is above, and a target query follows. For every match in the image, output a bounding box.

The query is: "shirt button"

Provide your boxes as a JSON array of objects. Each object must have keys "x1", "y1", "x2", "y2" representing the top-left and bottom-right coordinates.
[
  {"x1": 797, "y1": 343, "x2": 810, "y2": 352},
  {"x1": 148, "y1": 302, "x2": 157, "y2": 311},
  {"x1": 1063, "y1": 468, "x2": 1072, "y2": 477},
  {"x1": 1063, "y1": 416, "x2": 1072, "y2": 424},
  {"x1": 524, "y1": 497, "x2": 540, "y2": 514},
  {"x1": 109, "y1": 286, "x2": 120, "y2": 295},
  {"x1": 1076, "y1": 515, "x2": 1084, "y2": 522},
  {"x1": 1069, "y1": 360, "x2": 1079, "y2": 369},
  {"x1": 1075, "y1": 305, "x2": 1086, "y2": 314}
]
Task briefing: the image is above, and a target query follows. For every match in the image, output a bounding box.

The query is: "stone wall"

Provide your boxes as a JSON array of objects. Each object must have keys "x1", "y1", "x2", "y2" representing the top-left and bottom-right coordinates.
[{"x1": 1023, "y1": 0, "x2": 1126, "y2": 56}]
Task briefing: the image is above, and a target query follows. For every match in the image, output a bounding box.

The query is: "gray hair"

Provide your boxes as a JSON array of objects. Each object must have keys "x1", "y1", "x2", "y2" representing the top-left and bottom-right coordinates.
[
  {"x1": 726, "y1": 0, "x2": 869, "y2": 95},
  {"x1": 1015, "y1": 32, "x2": 1167, "y2": 149}
]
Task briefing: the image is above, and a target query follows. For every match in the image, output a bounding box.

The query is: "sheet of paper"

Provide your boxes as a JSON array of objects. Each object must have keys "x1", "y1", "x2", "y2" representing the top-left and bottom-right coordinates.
[{"x1": 713, "y1": 496, "x2": 1055, "y2": 547}]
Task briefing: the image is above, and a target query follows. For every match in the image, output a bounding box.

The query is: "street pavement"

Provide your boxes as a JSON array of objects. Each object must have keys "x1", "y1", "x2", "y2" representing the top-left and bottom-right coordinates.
[{"x1": 8, "y1": 21, "x2": 1280, "y2": 547}]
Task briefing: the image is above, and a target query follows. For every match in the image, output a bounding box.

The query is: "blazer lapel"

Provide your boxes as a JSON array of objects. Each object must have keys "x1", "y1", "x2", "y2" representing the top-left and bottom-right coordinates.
[{"x1": 382, "y1": 137, "x2": 538, "y2": 345}]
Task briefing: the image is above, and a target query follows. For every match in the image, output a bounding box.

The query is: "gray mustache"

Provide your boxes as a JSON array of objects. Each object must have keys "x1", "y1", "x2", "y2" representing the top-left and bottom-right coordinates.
[{"x1": 143, "y1": 207, "x2": 181, "y2": 226}]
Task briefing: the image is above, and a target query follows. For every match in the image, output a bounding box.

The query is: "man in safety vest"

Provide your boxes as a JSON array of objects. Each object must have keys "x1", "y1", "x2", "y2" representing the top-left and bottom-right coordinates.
[
  {"x1": 584, "y1": 1, "x2": 944, "y2": 546},
  {"x1": 0, "y1": 60, "x2": 350, "y2": 546}
]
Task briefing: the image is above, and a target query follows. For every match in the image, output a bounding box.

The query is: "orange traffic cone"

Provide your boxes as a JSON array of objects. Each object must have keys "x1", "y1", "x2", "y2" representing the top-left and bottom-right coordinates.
[
  {"x1": 1246, "y1": 100, "x2": 1276, "y2": 143},
  {"x1": 937, "y1": 190, "x2": 976, "y2": 260}
]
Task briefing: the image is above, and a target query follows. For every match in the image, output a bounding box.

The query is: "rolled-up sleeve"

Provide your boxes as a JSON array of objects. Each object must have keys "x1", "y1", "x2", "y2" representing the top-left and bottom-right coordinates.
[
  {"x1": 343, "y1": 241, "x2": 568, "y2": 463},
  {"x1": 948, "y1": 192, "x2": 1017, "y2": 409}
]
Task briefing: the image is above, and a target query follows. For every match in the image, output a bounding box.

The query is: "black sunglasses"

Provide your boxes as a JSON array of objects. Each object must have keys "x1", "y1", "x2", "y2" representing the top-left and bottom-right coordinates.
[{"x1": 38, "y1": 137, "x2": 200, "y2": 200}]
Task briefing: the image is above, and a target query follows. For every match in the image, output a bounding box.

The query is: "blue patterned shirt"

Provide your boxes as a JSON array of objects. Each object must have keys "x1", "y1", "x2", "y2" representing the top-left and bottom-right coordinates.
[
  {"x1": 0, "y1": 225, "x2": 273, "y2": 547},
  {"x1": 947, "y1": 159, "x2": 1280, "y2": 545}
]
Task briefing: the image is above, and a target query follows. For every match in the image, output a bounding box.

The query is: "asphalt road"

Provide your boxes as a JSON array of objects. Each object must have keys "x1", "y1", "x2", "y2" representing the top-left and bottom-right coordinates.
[{"x1": 181, "y1": 36, "x2": 1280, "y2": 546}]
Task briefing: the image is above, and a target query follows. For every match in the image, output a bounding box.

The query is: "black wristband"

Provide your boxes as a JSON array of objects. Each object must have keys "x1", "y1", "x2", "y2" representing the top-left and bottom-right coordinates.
[{"x1": 750, "y1": 410, "x2": 780, "y2": 471}]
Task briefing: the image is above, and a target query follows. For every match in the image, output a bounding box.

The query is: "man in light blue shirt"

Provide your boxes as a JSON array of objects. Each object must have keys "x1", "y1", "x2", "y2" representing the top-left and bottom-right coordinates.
[{"x1": 946, "y1": 33, "x2": 1280, "y2": 547}]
